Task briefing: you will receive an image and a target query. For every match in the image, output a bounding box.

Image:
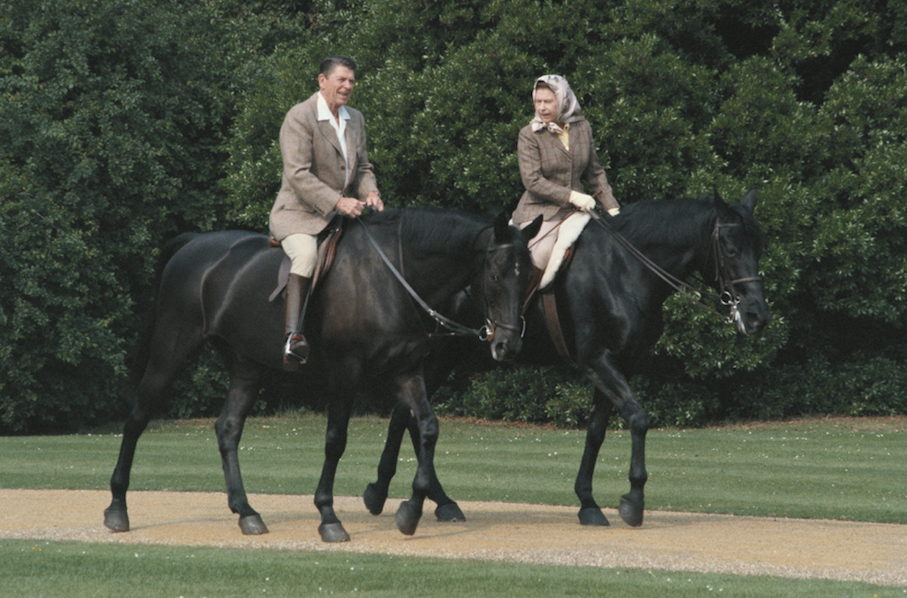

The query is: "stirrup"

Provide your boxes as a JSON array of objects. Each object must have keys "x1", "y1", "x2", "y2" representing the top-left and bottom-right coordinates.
[{"x1": 283, "y1": 333, "x2": 309, "y2": 368}]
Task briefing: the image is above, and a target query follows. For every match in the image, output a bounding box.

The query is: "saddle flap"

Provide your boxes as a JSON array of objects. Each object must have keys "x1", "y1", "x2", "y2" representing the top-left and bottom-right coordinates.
[{"x1": 269, "y1": 222, "x2": 344, "y2": 302}]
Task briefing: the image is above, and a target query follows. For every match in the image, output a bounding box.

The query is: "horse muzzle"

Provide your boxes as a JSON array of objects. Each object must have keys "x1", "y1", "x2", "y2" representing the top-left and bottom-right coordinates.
[
  {"x1": 485, "y1": 317, "x2": 526, "y2": 361},
  {"x1": 732, "y1": 299, "x2": 772, "y2": 336}
]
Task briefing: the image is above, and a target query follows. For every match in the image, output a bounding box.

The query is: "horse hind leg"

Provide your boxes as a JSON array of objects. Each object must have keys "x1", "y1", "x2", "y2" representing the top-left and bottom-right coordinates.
[
  {"x1": 365, "y1": 403, "x2": 465, "y2": 522},
  {"x1": 104, "y1": 399, "x2": 150, "y2": 532},
  {"x1": 363, "y1": 402, "x2": 407, "y2": 516},
  {"x1": 215, "y1": 355, "x2": 268, "y2": 535},
  {"x1": 105, "y1": 332, "x2": 203, "y2": 532}
]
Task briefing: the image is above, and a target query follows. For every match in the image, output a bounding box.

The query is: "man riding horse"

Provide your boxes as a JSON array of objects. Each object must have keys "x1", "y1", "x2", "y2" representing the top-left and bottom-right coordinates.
[{"x1": 269, "y1": 55, "x2": 384, "y2": 368}]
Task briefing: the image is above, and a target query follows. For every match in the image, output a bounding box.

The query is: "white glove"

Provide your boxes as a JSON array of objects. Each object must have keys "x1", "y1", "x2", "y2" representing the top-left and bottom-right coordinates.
[
  {"x1": 608, "y1": 207, "x2": 620, "y2": 216},
  {"x1": 568, "y1": 191, "x2": 595, "y2": 212}
]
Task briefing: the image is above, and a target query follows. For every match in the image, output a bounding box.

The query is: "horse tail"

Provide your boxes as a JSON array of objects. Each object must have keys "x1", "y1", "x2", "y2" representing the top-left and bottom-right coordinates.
[{"x1": 128, "y1": 232, "x2": 200, "y2": 382}]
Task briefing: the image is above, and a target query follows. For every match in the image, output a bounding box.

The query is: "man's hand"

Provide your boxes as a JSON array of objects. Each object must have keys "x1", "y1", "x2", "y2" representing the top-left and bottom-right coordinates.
[
  {"x1": 365, "y1": 191, "x2": 384, "y2": 212},
  {"x1": 336, "y1": 192, "x2": 383, "y2": 218},
  {"x1": 336, "y1": 196, "x2": 366, "y2": 217}
]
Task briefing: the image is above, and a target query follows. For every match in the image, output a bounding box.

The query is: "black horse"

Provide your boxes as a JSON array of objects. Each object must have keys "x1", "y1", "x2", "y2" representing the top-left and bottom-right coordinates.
[
  {"x1": 103, "y1": 207, "x2": 541, "y2": 542},
  {"x1": 363, "y1": 190, "x2": 771, "y2": 528}
]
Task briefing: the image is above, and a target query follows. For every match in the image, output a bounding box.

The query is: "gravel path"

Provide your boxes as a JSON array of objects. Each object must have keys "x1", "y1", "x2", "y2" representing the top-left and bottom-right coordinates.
[{"x1": 1, "y1": 489, "x2": 904, "y2": 586}]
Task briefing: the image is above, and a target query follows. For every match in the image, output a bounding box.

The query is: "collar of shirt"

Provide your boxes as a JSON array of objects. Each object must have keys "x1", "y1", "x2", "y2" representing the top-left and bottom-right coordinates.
[{"x1": 316, "y1": 92, "x2": 351, "y2": 125}]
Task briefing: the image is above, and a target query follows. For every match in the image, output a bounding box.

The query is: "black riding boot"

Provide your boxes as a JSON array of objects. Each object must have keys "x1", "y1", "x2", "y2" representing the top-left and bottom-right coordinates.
[{"x1": 283, "y1": 273, "x2": 311, "y2": 370}]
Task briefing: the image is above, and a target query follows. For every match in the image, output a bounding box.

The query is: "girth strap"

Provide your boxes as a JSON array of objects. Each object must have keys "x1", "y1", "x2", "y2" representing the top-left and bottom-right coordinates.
[
  {"x1": 542, "y1": 291, "x2": 573, "y2": 363},
  {"x1": 536, "y1": 245, "x2": 577, "y2": 363}
]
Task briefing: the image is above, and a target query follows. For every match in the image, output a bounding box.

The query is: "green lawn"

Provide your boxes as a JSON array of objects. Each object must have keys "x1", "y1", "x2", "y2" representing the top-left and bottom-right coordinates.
[
  {"x1": 5, "y1": 539, "x2": 904, "y2": 598},
  {"x1": 2, "y1": 413, "x2": 904, "y2": 523},
  {"x1": 1, "y1": 414, "x2": 904, "y2": 597}
]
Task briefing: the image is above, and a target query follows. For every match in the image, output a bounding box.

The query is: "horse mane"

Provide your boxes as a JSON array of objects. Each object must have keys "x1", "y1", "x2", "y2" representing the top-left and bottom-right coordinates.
[
  {"x1": 614, "y1": 198, "x2": 715, "y2": 247},
  {"x1": 612, "y1": 196, "x2": 766, "y2": 255}
]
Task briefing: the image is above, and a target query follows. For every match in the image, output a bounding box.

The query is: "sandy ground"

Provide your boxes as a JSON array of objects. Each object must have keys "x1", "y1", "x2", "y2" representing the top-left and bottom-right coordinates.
[{"x1": 0, "y1": 489, "x2": 905, "y2": 587}]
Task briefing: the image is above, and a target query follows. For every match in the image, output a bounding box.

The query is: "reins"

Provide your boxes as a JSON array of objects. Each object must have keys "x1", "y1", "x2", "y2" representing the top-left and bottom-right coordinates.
[
  {"x1": 357, "y1": 215, "x2": 505, "y2": 341},
  {"x1": 587, "y1": 210, "x2": 761, "y2": 326}
]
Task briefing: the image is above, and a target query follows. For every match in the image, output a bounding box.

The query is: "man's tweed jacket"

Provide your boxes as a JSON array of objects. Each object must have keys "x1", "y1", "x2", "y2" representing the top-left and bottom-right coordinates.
[{"x1": 270, "y1": 92, "x2": 379, "y2": 240}]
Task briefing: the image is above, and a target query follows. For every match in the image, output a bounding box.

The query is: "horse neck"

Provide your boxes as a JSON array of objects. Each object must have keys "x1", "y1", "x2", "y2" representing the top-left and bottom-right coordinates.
[
  {"x1": 620, "y1": 199, "x2": 716, "y2": 283},
  {"x1": 398, "y1": 212, "x2": 487, "y2": 303}
]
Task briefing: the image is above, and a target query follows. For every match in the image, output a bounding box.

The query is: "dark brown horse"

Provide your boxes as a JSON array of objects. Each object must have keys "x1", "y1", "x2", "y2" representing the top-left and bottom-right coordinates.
[
  {"x1": 364, "y1": 190, "x2": 771, "y2": 527},
  {"x1": 103, "y1": 207, "x2": 541, "y2": 542}
]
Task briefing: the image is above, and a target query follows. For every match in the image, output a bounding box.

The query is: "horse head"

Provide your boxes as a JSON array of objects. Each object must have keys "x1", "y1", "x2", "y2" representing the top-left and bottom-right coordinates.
[
  {"x1": 476, "y1": 212, "x2": 541, "y2": 361},
  {"x1": 711, "y1": 188, "x2": 772, "y2": 336}
]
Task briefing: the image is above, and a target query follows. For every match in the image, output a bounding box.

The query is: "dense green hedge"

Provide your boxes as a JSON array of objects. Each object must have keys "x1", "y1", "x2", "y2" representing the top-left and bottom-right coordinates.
[{"x1": 1, "y1": 0, "x2": 905, "y2": 432}]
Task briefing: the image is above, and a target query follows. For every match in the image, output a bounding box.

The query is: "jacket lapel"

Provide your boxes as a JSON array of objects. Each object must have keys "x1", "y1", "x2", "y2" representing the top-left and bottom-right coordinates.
[{"x1": 317, "y1": 120, "x2": 344, "y2": 155}]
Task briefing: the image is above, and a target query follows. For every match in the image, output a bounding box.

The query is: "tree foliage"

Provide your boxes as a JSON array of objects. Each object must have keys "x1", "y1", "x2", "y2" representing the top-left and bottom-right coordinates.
[{"x1": 1, "y1": 0, "x2": 905, "y2": 432}]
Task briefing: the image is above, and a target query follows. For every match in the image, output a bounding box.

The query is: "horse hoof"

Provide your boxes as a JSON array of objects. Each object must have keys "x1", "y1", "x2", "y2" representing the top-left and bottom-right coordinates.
[
  {"x1": 363, "y1": 483, "x2": 387, "y2": 516},
  {"x1": 578, "y1": 507, "x2": 610, "y2": 526},
  {"x1": 103, "y1": 508, "x2": 130, "y2": 533},
  {"x1": 619, "y1": 494, "x2": 644, "y2": 527},
  {"x1": 239, "y1": 514, "x2": 269, "y2": 535},
  {"x1": 318, "y1": 523, "x2": 350, "y2": 543},
  {"x1": 435, "y1": 501, "x2": 465, "y2": 522},
  {"x1": 395, "y1": 500, "x2": 423, "y2": 536}
]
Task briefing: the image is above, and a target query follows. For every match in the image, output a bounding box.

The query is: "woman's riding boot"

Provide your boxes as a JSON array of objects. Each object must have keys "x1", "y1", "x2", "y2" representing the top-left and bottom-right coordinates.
[{"x1": 283, "y1": 273, "x2": 311, "y2": 370}]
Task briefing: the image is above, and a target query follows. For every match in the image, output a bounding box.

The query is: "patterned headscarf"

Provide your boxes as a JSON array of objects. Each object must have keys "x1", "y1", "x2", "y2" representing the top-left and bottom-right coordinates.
[{"x1": 529, "y1": 74, "x2": 584, "y2": 133}]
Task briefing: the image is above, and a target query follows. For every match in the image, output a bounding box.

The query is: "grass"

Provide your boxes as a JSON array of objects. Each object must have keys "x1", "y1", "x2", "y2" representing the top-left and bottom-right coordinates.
[
  {"x1": 4, "y1": 539, "x2": 904, "y2": 598},
  {"x1": 1, "y1": 413, "x2": 904, "y2": 523},
  {"x1": 1, "y1": 413, "x2": 905, "y2": 597}
]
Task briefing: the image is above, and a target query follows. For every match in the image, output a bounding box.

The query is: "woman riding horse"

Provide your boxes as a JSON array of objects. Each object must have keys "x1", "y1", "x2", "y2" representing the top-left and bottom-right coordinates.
[{"x1": 514, "y1": 74, "x2": 621, "y2": 289}]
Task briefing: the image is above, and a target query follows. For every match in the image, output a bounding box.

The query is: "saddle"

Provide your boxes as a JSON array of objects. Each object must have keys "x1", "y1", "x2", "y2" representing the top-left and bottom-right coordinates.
[
  {"x1": 268, "y1": 220, "x2": 344, "y2": 302},
  {"x1": 522, "y1": 246, "x2": 576, "y2": 364}
]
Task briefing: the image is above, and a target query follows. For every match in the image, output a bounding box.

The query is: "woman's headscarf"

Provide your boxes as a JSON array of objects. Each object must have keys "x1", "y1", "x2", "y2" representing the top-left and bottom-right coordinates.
[{"x1": 529, "y1": 74, "x2": 584, "y2": 133}]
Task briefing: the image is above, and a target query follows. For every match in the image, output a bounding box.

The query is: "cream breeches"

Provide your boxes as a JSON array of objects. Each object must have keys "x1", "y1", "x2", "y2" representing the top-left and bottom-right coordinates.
[{"x1": 280, "y1": 233, "x2": 318, "y2": 278}]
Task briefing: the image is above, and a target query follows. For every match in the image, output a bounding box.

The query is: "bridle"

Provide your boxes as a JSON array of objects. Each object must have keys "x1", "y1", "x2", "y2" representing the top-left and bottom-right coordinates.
[
  {"x1": 479, "y1": 240, "x2": 527, "y2": 342},
  {"x1": 589, "y1": 210, "x2": 761, "y2": 326},
  {"x1": 358, "y1": 216, "x2": 525, "y2": 342},
  {"x1": 711, "y1": 222, "x2": 763, "y2": 327}
]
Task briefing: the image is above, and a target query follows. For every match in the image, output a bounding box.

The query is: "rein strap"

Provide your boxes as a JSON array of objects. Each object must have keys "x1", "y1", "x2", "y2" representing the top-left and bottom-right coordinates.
[
  {"x1": 358, "y1": 217, "x2": 489, "y2": 339},
  {"x1": 588, "y1": 211, "x2": 755, "y2": 324}
]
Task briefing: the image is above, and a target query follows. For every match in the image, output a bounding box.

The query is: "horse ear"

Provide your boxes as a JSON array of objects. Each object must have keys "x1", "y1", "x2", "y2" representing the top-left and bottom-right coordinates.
[
  {"x1": 741, "y1": 187, "x2": 758, "y2": 214},
  {"x1": 494, "y1": 210, "x2": 511, "y2": 242},
  {"x1": 523, "y1": 215, "x2": 544, "y2": 241},
  {"x1": 712, "y1": 186, "x2": 729, "y2": 210}
]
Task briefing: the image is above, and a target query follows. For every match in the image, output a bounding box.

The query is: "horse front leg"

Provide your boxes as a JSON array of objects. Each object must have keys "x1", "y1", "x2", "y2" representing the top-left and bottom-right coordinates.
[
  {"x1": 313, "y1": 369, "x2": 357, "y2": 542},
  {"x1": 582, "y1": 356, "x2": 648, "y2": 527},
  {"x1": 392, "y1": 370, "x2": 439, "y2": 536},
  {"x1": 575, "y1": 388, "x2": 613, "y2": 526},
  {"x1": 215, "y1": 358, "x2": 267, "y2": 535},
  {"x1": 363, "y1": 402, "x2": 408, "y2": 516}
]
